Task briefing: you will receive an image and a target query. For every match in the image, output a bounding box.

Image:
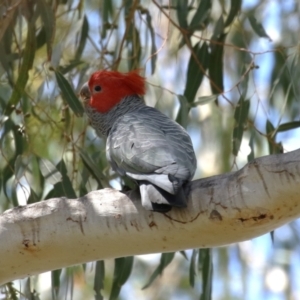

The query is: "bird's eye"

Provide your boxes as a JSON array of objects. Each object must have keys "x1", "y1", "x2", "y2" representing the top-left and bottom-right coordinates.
[{"x1": 94, "y1": 85, "x2": 101, "y2": 92}]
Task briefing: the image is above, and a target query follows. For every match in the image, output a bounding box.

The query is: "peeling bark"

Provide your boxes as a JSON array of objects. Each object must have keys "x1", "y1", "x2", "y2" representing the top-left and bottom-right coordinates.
[{"x1": 0, "y1": 149, "x2": 300, "y2": 285}]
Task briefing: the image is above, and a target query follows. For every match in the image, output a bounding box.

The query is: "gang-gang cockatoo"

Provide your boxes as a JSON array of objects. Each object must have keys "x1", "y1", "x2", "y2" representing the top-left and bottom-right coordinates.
[{"x1": 80, "y1": 70, "x2": 197, "y2": 212}]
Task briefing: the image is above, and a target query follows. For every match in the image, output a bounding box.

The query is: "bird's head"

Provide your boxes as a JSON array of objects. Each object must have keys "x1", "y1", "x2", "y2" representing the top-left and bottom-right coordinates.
[{"x1": 79, "y1": 70, "x2": 146, "y2": 113}]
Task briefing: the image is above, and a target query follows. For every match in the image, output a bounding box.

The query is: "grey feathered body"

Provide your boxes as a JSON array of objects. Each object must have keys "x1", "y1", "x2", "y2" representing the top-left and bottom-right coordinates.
[{"x1": 85, "y1": 95, "x2": 197, "y2": 212}]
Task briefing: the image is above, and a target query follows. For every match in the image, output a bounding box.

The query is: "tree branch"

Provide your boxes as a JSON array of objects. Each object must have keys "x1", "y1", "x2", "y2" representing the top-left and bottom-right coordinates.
[{"x1": 1, "y1": 149, "x2": 300, "y2": 285}]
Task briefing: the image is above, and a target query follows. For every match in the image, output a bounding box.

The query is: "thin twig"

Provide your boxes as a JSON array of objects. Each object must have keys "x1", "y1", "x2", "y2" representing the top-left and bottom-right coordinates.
[{"x1": 113, "y1": 0, "x2": 140, "y2": 70}]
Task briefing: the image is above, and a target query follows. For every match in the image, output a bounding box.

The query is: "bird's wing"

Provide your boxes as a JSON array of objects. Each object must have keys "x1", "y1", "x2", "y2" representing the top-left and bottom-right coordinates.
[{"x1": 107, "y1": 106, "x2": 196, "y2": 181}]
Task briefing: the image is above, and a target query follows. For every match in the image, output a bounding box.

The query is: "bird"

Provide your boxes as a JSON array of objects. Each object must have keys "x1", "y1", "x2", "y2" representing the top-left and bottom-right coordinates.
[{"x1": 79, "y1": 70, "x2": 197, "y2": 212}]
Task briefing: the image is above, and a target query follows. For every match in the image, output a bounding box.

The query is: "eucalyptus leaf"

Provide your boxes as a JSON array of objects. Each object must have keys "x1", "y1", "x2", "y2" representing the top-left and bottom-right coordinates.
[
  {"x1": 232, "y1": 97, "x2": 250, "y2": 156},
  {"x1": 248, "y1": 15, "x2": 271, "y2": 41},
  {"x1": 224, "y1": 0, "x2": 242, "y2": 27},
  {"x1": 189, "y1": 249, "x2": 198, "y2": 287},
  {"x1": 176, "y1": 95, "x2": 189, "y2": 129},
  {"x1": 183, "y1": 42, "x2": 210, "y2": 104},
  {"x1": 193, "y1": 95, "x2": 219, "y2": 106},
  {"x1": 144, "y1": 10, "x2": 157, "y2": 74},
  {"x1": 39, "y1": 158, "x2": 62, "y2": 185},
  {"x1": 277, "y1": 121, "x2": 300, "y2": 132},
  {"x1": 199, "y1": 249, "x2": 213, "y2": 300},
  {"x1": 189, "y1": 0, "x2": 211, "y2": 31},
  {"x1": 51, "y1": 269, "x2": 62, "y2": 300},
  {"x1": 142, "y1": 252, "x2": 175, "y2": 289},
  {"x1": 6, "y1": 19, "x2": 36, "y2": 114},
  {"x1": 37, "y1": 0, "x2": 56, "y2": 60},
  {"x1": 45, "y1": 160, "x2": 76, "y2": 199},
  {"x1": 94, "y1": 261, "x2": 105, "y2": 300},
  {"x1": 109, "y1": 257, "x2": 134, "y2": 300},
  {"x1": 75, "y1": 15, "x2": 89, "y2": 61},
  {"x1": 78, "y1": 148, "x2": 104, "y2": 187},
  {"x1": 51, "y1": 68, "x2": 84, "y2": 117}
]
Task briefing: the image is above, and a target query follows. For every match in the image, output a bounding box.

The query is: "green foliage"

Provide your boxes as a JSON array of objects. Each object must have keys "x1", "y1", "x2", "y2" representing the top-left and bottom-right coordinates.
[
  {"x1": 232, "y1": 96, "x2": 250, "y2": 156},
  {"x1": 51, "y1": 269, "x2": 62, "y2": 300},
  {"x1": 109, "y1": 257, "x2": 134, "y2": 300},
  {"x1": 0, "y1": 0, "x2": 299, "y2": 299},
  {"x1": 94, "y1": 261, "x2": 105, "y2": 300},
  {"x1": 51, "y1": 68, "x2": 84, "y2": 117},
  {"x1": 199, "y1": 249, "x2": 213, "y2": 300},
  {"x1": 142, "y1": 252, "x2": 175, "y2": 289},
  {"x1": 248, "y1": 14, "x2": 271, "y2": 41}
]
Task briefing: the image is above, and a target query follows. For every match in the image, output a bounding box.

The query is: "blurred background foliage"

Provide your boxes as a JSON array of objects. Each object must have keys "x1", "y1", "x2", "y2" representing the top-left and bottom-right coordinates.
[{"x1": 0, "y1": 0, "x2": 300, "y2": 299}]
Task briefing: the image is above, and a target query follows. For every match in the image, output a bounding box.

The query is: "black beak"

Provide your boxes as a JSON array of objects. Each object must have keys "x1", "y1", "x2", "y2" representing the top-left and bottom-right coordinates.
[{"x1": 79, "y1": 82, "x2": 91, "y2": 103}]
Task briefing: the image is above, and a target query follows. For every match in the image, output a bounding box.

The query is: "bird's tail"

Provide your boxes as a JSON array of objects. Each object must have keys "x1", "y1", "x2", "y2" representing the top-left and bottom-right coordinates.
[{"x1": 139, "y1": 181, "x2": 187, "y2": 212}]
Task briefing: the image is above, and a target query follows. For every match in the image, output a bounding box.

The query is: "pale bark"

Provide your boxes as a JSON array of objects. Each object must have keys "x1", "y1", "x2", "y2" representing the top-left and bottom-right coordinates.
[{"x1": 0, "y1": 149, "x2": 300, "y2": 285}]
